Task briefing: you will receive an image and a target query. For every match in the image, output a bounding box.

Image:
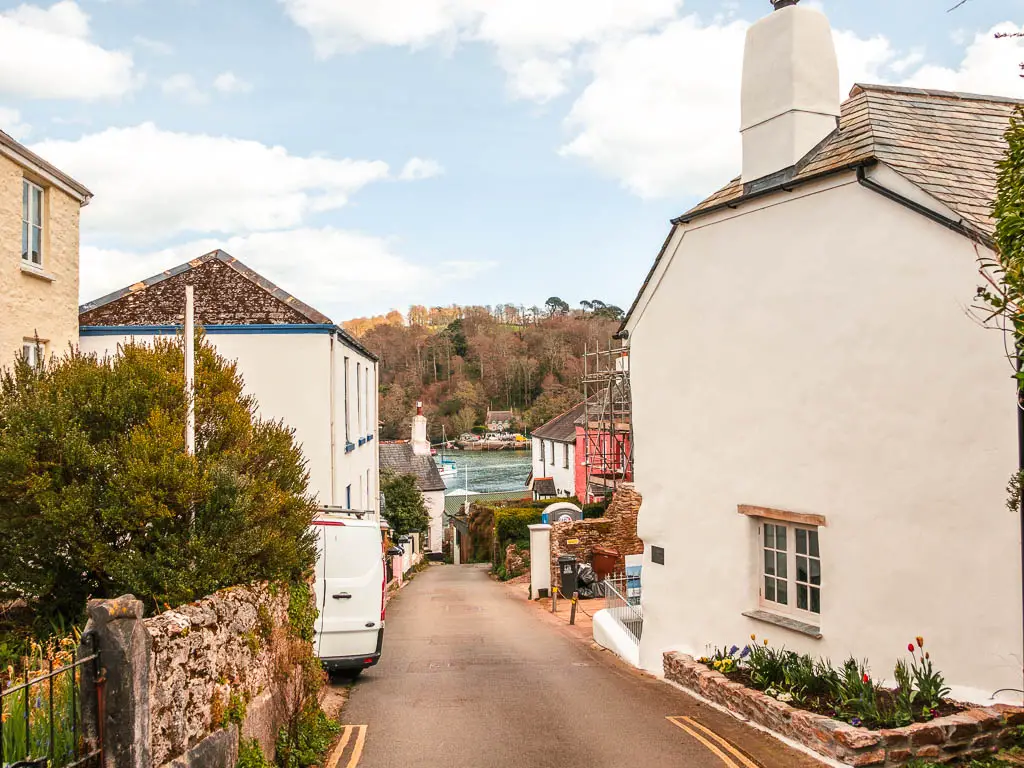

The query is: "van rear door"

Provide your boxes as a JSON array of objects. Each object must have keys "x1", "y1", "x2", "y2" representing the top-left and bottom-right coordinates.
[{"x1": 318, "y1": 521, "x2": 384, "y2": 662}]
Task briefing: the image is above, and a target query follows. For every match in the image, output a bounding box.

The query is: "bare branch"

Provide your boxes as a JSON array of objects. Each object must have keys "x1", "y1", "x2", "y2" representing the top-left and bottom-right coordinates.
[{"x1": 947, "y1": 0, "x2": 971, "y2": 10}]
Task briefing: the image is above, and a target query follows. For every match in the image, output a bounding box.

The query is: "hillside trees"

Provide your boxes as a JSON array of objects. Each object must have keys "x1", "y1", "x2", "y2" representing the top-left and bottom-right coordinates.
[{"x1": 350, "y1": 304, "x2": 619, "y2": 439}]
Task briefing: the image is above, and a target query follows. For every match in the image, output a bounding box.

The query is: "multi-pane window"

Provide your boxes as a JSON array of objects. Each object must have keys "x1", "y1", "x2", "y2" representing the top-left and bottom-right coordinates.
[
  {"x1": 761, "y1": 522, "x2": 821, "y2": 617},
  {"x1": 539, "y1": 440, "x2": 545, "y2": 463},
  {"x1": 795, "y1": 528, "x2": 821, "y2": 614},
  {"x1": 762, "y1": 523, "x2": 788, "y2": 607},
  {"x1": 22, "y1": 180, "x2": 43, "y2": 266},
  {"x1": 563, "y1": 444, "x2": 569, "y2": 469}
]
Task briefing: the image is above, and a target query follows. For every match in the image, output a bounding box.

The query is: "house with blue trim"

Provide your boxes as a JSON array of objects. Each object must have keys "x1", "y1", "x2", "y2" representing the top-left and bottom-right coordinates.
[{"x1": 78, "y1": 249, "x2": 379, "y2": 514}]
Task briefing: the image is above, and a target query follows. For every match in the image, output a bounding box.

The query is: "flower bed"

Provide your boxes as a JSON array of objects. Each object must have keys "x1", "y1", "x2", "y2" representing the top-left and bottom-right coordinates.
[{"x1": 664, "y1": 651, "x2": 1024, "y2": 766}]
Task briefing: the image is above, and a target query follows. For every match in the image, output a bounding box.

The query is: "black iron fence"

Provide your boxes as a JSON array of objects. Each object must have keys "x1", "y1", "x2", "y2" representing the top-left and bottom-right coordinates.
[{"x1": 0, "y1": 635, "x2": 103, "y2": 768}]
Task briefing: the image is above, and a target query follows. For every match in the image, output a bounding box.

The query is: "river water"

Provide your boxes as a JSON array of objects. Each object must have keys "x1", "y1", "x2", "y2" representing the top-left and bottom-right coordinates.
[{"x1": 437, "y1": 450, "x2": 532, "y2": 494}]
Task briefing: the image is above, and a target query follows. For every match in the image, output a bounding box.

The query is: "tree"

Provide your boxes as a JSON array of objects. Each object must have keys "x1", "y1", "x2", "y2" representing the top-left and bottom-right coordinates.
[
  {"x1": 0, "y1": 338, "x2": 317, "y2": 625},
  {"x1": 545, "y1": 296, "x2": 570, "y2": 316},
  {"x1": 380, "y1": 471, "x2": 430, "y2": 537}
]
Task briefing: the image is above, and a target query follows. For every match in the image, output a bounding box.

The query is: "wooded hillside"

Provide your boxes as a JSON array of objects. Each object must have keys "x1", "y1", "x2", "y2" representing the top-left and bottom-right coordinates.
[{"x1": 343, "y1": 299, "x2": 623, "y2": 441}]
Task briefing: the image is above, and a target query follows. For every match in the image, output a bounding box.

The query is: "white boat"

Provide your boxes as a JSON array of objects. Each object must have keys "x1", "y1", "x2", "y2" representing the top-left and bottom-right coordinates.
[{"x1": 435, "y1": 426, "x2": 458, "y2": 480}]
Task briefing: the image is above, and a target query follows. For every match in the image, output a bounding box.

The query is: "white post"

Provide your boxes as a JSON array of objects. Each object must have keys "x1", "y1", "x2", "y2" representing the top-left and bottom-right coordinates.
[
  {"x1": 184, "y1": 285, "x2": 195, "y2": 457},
  {"x1": 528, "y1": 524, "x2": 552, "y2": 600}
]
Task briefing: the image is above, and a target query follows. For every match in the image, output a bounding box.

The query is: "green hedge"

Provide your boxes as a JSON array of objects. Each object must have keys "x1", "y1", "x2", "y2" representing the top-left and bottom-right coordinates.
[
  {"x1": 493, "y1": 508, "x2": 543, "y2": 564},
  {"x1": 582, "y1": 502, "x2": 608, "y2": 519}
]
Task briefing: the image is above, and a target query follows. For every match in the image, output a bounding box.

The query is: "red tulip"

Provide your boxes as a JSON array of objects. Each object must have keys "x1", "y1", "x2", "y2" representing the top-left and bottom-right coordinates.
[
  {"x1": 908, "y1": 643, "x2": 915, "y2": 652},
  {"x1": 862, "y1": 674, "x2": 869, "y2": 684}
]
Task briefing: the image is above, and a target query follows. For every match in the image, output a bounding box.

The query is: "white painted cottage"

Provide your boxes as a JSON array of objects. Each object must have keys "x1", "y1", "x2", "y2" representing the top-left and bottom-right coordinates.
[
  {"x1": 529, "y1": 401, "x2": 584, "y2": 499},
  {"x1": 78, "y1": 250, "x2": 380, "y2": 515},
  {"x1": 620, "y1": 0, "x2": 1023, "y2": 703},
  {"x1": 379, "y1": 403, "x2": 447, "y2": 553}
]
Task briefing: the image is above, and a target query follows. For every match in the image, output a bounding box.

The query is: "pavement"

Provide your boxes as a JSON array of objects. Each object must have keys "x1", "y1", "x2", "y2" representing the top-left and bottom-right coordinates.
[{"x1": 332, "y1": 563, "x2": 824, "y2": 768}]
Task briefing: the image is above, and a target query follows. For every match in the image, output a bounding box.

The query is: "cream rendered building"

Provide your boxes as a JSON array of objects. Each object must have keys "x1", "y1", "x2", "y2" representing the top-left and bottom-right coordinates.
[
  {"x1": 621, "y1": 0, "x2": 1024, "y2": 703},
  {"x1": 0, "y1": 130, "x2": 91, "y2": 366}
]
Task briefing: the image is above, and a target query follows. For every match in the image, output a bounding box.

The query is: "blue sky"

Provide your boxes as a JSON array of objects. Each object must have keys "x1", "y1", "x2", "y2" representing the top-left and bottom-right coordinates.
[{"x1": 1, "y1": 0, "x2": 1022, "y2": 320}]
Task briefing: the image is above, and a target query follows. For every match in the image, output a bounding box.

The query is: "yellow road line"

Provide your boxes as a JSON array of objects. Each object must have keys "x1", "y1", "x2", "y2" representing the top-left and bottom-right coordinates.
[
  {"x1": 678, "y1": 717, "x2": 762, "y2": 768},
  {"x1": 667, "y1": 717, "x2": 741, "y2": 768},
  {"x1": 345, "y1": 724, "x2": 367, "y2": 768},
  {"x1": 327, "y1": 726, "x2": 353, "y2": 768}
]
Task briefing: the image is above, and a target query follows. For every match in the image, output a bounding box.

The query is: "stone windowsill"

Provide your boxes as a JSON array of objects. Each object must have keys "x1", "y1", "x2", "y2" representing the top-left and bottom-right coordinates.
[
  {"x1": 742, "y1": 609, "x2": 822, "y2": 639},
  {"x1": 21, "y1": 264, "x2": 56, "y2": 282}
]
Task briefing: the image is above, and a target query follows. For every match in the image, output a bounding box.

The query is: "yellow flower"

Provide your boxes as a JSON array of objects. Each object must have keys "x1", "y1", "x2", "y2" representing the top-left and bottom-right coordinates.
[
  {"x1": 750, "y1": 634, "x2": 757, "y2": 642},
  {"x1": 916, "y1": 636, "x2": 924, "y2": 649},
  {"x1": 764, "y1": 639, "x2": 769, "y2": 646}
]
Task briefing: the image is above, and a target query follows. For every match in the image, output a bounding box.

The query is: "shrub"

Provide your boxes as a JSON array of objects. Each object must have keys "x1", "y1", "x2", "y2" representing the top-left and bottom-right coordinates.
[
  {"x1": 0, "y1": 339, "x2": 318, "y2": 626},
  {"x1": 380, "y1": 471, "x2": 429, "y2": 537},
  {"x1": 275, "y1": 703, "x2": 341, "y2": 768},
  {"x1": 236, "y1": 739, "x2": 273, "y2": 768},
  {"x1": 582, "y1": 503, "x2": 607, "y2": 519},
  {"x1": 493, "y1": 508, "x2": 543, "y2": 565}
]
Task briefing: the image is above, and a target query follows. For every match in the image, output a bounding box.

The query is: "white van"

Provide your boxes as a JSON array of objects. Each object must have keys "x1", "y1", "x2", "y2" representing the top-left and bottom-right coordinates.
[{"x1": 312, "y1": 509, "x2": 387, "y2": 674}]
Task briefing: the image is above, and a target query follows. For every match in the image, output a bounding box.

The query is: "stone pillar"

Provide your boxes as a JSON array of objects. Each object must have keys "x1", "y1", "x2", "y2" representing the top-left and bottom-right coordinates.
[
  {"x1": 528, "y1": 524, "x2": 552, "y2": 599},
  {"x1": 80, "y1": 595, "x2": 152, "y2": 768}
]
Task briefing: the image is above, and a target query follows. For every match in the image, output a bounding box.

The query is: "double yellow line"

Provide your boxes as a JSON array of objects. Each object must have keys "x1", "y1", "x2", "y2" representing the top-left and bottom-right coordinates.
[
  {"x1": 327, "y1": 724, "x2": 367, "y2": 768},
  {"x1": 667, "y1": 716, "x2": 761, "y2": 768}
]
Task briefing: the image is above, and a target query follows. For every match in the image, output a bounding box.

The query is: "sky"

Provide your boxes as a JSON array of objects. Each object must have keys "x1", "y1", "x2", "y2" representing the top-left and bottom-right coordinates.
[{"x1": 2, "y1": 0, "x2": 1023, "y2": 321}]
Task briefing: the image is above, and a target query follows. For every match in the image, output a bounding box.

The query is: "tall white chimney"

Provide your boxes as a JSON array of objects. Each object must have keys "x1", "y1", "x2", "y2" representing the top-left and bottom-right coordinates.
[
  {"x1": 412, "y1": 401, "x2": 430, "y2": 457},
  {"x1": 741, "y1": 0, "x2": 840, "y2": 184}
]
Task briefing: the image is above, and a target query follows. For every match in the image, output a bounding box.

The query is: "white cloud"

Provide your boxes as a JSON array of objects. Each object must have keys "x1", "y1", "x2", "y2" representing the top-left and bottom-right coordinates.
[
  {"x1": 133, "y1": 35, "x2": 174, "y2": 55},
  {"x1": 398, "y1": 157, "x2": 444, "y2": 181},
  {"x1": 213, "y1": 72, "x2": 254, "y2": 94},
  {"x1": 280, "y1": 0, "x2": 681, "y2": 101},
  {"x1": 902, "y1": 22, "x2": 1024, "y2": 96},
  {"x1": 560, "y1": 15, "x2": 1024, "y2": 200},
  {"x1": 80, "y1": 229, "x2": 495, "y2": 317},
  {"x1": 0, "y1": 108, "x2": 31, "y2": 140},
  {"x1": 33, "y1": 124, "x2": 393, "y2": 241},
  {"x1": 0, "y1": 1, "x2": 138, "y2": 100},
  {"x1": 162, "y1": 73, "x2": 209, "y2": 105}
]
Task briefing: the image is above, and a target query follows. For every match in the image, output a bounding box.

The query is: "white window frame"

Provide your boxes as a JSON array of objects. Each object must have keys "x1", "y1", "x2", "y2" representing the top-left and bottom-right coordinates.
[
  {"x1": 22, "y1": 179, "x2": 44, "y2": 267},
  {"x1": 539, "y1": 439, "x2": 545, "y2": 464},
  {"x1": 343, "y1": 357, "x2": 350, "y2": 443},
  {"x1": 21, "y1": 338, "x2": 45, "y2": 368},
  {"x1": 563, "y1": 443, "x2": 569, "y2": 469},
  {"x1": 758, "y1": 520, "x2": 821, "y2": 622}
]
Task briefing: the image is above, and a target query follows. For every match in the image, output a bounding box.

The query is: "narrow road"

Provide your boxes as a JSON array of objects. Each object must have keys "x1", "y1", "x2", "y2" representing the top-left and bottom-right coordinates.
[{"x1": 337, "y1": 564, "x2": 822, "y2": 768}]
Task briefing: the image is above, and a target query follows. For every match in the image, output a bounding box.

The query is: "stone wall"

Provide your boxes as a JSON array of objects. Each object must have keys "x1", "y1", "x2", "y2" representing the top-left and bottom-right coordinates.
[
  {"x1": 550, "y1": 484, "x2": 643, "y2": 587},
  {"x1": 81, "y1": 583, "x2": 309, "y2": 768},
  {"x1": 664, "y1": 652, "x2": 1024, "y2": 767},
  {"x1": 146, "y1": 583, "x2": 296, "y2": 767}
]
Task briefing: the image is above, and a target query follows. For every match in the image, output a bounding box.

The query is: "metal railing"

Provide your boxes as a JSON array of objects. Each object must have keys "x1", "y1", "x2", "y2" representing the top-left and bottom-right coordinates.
[
  {"x1": 0, "y1": 634, "x2": 103, "y2": 768},
  {"x1": 604, "y1": 576, "x2": 643, "y2": 644}
]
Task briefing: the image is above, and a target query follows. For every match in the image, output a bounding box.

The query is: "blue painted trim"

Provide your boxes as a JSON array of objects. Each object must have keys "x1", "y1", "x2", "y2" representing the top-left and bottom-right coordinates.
[
  {"x1": 358, "y1": 437, "x2": 366, "y2": 446},
  {"x1": 366, "y1": 434, "x2": 374, "y2": 442},
  {"x1": 345, "y1": 442, "x2": 356, "y2": 454},
  {"x1": 80, "y1": 324, "x2": 337, "y2": 337}
]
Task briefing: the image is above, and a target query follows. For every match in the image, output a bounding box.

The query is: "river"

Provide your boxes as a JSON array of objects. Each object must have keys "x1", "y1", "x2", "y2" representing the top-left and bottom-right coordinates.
[{"x1": 437, "y1": 449, "x2": 532, "y2": 494}]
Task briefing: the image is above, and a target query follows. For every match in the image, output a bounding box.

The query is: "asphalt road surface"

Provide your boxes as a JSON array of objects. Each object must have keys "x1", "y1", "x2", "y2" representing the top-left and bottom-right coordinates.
[{"x1": 336, "y1": 564, "x2": 822, "y2": 768}]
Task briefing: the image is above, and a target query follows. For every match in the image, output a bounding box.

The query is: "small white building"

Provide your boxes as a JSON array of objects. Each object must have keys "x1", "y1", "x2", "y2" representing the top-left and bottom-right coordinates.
[
  {"x1": 78, "y1": 250, "x2": 379, "y2": 514},
  {"x1": 620, "y1": 1, "x2": 1023, "y2": 703},
  {"x1": 529, "y1": 402, "x2": 584, "y2": 499},
  {"x1": 379, "y1": 403, "x2": 447, "y2": 552}
]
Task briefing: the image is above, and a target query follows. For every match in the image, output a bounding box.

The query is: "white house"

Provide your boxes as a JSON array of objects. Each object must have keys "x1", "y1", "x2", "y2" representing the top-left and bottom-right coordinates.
[
  {"x1": 529, "y1": 402, "x2": 584, "y2": 499},
  {"x1": 379, "y1": 403, "x2": 447, "y2": 553},
  {"x1": 78, "y1": 250, "x2": 380, "y2": 514},
  {"x1": 620, "y1": 0, "x2": 1023, "y2": 703}
]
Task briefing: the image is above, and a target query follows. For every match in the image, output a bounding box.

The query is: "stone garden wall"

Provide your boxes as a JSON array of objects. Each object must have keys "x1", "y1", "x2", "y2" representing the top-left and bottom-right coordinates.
[
  {"x1": 550, "y1": 484, "x2": 643, "y2": 587},
  {"x1": 81, "y1": 583, "x2": 309, "y2": 768},
  {"x1": 146, "y1": 583, "x2": 296, "y2": 767},
  {"x1": 664, "y1": 651, "x2": 1024, "y2": 767}
]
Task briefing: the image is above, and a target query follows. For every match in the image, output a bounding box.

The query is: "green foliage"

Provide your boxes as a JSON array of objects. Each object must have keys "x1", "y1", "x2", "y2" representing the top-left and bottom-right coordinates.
[
  {"x1": 257, "y1": 604, "x2": 275, "y2": 642},
  {"x1": 380, "y1": 471, "x2": 430, "y2": 537},
  {"x1": 467, "y1": 504, "x2": 495, "y2": 563},
  {"x1": 223, "y1": 690, "x2": 248, "y2": 728},
  {"x1": 545, "y1": 297, "x2": 570, "y2": 316},
  {"x1": 287, "y1": 582, "x2": 317, "y2": 643},
  {"x1": 236, "y1": 739, "x2": 273, "y2": 768},
  {"x1": 0, "y1": 339, "x2": 318, "y2": 625},
  {"x1": 582, "y1": 502, "x2": 608, "y2": 519},
  {"x1": 492, "y1": 507, "x2": 543, "y2": 564},
  {"x1": 243, "y1": 631, "x2": 261, "y2": 656},
  {"x1": 274, "y1": 704, "x2": 341, "y2": 768}
]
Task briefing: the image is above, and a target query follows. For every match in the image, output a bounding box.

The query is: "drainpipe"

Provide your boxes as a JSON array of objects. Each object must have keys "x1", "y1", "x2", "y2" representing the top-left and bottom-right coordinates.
[{"x1": 1018, "y1": 349, "x2": 1024, "y2": 689}]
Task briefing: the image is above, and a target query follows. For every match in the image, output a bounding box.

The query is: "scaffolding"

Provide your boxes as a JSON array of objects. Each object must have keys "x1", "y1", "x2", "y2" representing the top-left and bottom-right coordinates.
[{"x1": 581, "y1": 339, "x2": 633, "y2": 504}]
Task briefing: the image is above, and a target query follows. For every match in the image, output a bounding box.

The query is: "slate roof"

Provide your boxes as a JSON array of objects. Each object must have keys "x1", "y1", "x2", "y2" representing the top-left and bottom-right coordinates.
[
  {"x1": 533, "y1": 478, "x2": 557, "y2": 497},
  {"x1": 78, "y1": 249, "x2": 376, "y2": 360},
  {"x1": 379, "y1": 443, "x2": 447, "y2": 493},
  {"x1": 487, "y1": 410, "x2": 514, "y2": 423},
  {"x1": 680, "y1": 84, "x2": 1021, "y2": 239},
  {"x1": 621, "y1": 84, "x2": 1024, "y2": 333},
  {"x1": 531, "y1": 401, "x2": 585, "y2": 443}
]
